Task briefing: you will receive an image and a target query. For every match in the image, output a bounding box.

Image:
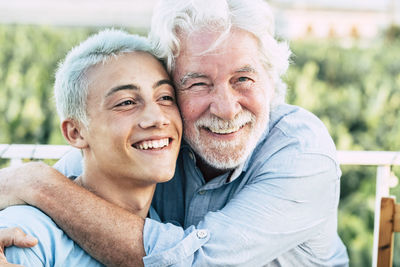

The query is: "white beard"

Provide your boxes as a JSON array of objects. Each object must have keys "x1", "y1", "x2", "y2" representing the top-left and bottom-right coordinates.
[{"x1": 184, "y1": 109, "x2": 269, "y2": 170}]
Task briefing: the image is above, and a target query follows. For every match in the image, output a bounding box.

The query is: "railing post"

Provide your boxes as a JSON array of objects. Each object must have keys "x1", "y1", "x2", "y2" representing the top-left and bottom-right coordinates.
[{"x1": 372, "y1": 165, "x2": 391, "y2": 267}]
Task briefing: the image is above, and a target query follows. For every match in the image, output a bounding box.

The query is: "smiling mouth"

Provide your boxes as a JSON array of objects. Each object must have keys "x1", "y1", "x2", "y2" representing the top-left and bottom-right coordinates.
[
  {"x1": 132, "y1": 138, "x2": 171, "y2": 150},
  {"x1": 203, "y1": 124, "x2": 246, "y2": 135}
]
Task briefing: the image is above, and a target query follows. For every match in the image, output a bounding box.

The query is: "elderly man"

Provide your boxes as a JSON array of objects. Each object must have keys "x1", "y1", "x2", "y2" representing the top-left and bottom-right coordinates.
[{"x1": 0, "y1": 0, "x2": 348, "y2": 266}]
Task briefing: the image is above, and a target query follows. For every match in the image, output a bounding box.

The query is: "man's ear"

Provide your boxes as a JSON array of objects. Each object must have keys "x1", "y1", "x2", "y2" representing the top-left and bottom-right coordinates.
[{"x1": 61, "y1": 119, "x2": 88, "y2": 149}]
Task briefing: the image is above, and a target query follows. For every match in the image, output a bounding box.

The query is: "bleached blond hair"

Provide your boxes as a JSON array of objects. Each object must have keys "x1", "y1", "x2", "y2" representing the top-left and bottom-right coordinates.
[{"x1": 54, "y1": 29, "x2": 154, "y2": 126}]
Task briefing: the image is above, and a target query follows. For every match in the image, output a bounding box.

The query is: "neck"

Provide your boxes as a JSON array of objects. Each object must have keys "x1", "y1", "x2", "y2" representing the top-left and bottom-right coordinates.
[
  {"x1": 196, "y1": 155, "x2": 229, "y2": 183},
  {"x1": 75, "y1": 168, "x2": 155, "y2": 219}
]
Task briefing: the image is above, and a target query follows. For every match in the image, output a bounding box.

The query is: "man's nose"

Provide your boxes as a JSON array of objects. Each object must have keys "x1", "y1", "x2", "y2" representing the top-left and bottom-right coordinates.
[
  {"x1": 209, "y1": 83, "x2": 241, "y2": 120},
  {"x1": 138, "y1": 103, "x2": 170, "y2": 129}
]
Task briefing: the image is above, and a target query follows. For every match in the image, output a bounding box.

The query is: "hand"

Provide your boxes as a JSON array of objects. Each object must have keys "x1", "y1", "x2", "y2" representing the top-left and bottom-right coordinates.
[
  {"x1": 0, "y1": 162, "x2": 52, "y2": 210},
  {"x1": 0, "y1": 261, "x2": 25, "y2": 267},
  {"x1": 0, "y1": 227, "x2": 38, "y2": 267}
]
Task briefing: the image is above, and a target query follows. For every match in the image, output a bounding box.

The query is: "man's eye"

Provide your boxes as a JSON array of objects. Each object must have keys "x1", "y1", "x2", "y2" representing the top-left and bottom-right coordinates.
[
  {"x1": 238, "y1": 77, "x2": 251, "y2": 82},
  {"x1": 191, "y1": 82, "x2": 207, "y2": 87},
  {"x1": 116, "y1": 100, "x2": 135, "y2": 107}
]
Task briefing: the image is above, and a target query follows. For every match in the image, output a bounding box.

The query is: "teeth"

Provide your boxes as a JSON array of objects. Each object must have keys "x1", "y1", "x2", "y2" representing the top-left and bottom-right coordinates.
[
  {"x1": 208, "y1": 126, "x2": 241, "y2": 134},
  {"x1": 134, "y1": 138, "x2": 169, "y2": 150}
]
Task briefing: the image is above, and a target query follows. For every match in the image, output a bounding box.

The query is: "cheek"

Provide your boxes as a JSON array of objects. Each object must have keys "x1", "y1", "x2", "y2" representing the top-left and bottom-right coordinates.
[
  {"x1": 240, "y1": 89, "x2": 270, "y2": 117},
  {"x1": 178, "y1": 93, "x2": 209, "y2": 122},
  {"x1": 169, "y1": 108, "x2": 183, "y2": 135},
  {"x1": 104, "y1": 116, "x2": 134, "y2": 140}
]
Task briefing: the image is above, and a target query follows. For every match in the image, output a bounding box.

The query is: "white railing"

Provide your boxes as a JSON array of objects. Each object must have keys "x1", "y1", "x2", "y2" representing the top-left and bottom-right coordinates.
[
  {"x1": 0, "y1": 144, "x2": 73, "y2": 166},
  {"x1": 1, "y1": 144, "x2": 400, "y2": 267},
  {"x1": 337, "y1": 151, "x2": 400, "y2": 267}
]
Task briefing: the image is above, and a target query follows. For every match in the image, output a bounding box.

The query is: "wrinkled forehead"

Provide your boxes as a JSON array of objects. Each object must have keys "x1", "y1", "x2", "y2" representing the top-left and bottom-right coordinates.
[
  {"x1": 177, "y1": 27, "x2": 234, "y2": 56},
  {"x1": 173, "y1": 28, "x2": 263, "y2": 74},
  {"x1": 173, "y1": 27, "x2": 263, "y2": 69}
]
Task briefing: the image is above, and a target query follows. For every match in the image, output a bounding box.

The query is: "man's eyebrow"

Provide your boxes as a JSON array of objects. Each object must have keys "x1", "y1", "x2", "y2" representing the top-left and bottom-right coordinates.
[
  {"x1": 105, "y1": 84, "x2": 139, "y2": 97},
  {"x1": 236, "y1": 65, "x2": 257, "y2": 74},
  {"x1": 179, "y1": 72, "x2": 208, "y2": 86}
]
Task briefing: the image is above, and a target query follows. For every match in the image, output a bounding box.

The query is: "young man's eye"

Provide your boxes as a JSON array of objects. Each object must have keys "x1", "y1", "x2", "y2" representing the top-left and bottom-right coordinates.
[{"x1": 159, "y1": 95, "x2": 175, "y2": 102}]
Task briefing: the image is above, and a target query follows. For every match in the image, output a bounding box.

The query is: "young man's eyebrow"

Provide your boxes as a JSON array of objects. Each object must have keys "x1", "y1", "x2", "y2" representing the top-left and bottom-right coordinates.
[
  {"x1": 179, "y1": 72, "x2": 208, "y2": 86},
  {"x1": 105, "y1": 84, "x2": 139, "y2": 97},
  {"x1": 154, "y1": 79, "x2": 174, "y2": 89}
]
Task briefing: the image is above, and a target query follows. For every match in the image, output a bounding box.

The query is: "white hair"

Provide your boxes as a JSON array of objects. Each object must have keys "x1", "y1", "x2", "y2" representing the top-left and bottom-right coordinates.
[
  {"x1": 149, "y1": 0, "x2": 291, "y2": 106},
  {"x1": 54, "y1": 29, "x2": 154, "y2": 126}
]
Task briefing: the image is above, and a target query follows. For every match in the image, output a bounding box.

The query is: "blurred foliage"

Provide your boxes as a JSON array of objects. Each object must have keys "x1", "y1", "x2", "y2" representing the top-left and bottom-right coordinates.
[
  {"x1": 384, "y1": 24, "x2": 400, "y2": 42},
  {"x1": 0, "y1": 24, "x2": 400, "y2": 266},
  {"x1": 0, "y1": 25, "x2": 97, "y2": 145},
  {"x1": 286, "y1": 38, "x2": 400, "y2": 267}
]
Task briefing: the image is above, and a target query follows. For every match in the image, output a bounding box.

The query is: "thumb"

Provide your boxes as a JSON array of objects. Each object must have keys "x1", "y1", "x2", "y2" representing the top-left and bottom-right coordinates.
[
  {"x1": 0, "y1": 227, "x2": 38, "y2": 248},
  {"x1": 0, "y1": 227, "x2": 37, "y2": 265}
]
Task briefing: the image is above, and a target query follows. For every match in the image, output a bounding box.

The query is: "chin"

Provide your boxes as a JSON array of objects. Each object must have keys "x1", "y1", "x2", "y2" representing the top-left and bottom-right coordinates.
[
  {"x1": 152, "y1": 169, "x2": 176, "y2": 183},
  {"x1": 153, "y1": 175, "x2": 174, "y2": 183}
]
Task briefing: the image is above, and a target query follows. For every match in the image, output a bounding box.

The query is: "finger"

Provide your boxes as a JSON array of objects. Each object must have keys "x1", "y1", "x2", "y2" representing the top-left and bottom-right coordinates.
[
  {"x1": 0, "y1": 246, "x2": 7, "y2": 263},
  {"x1": 0, "y1": 228, "x2": 38, "y2": 248},
  {"x1": 0, "y1": 263, "x2": 25, "y2": 267},
  {"x1": 0, "y1": 228, "x2": 36, "y2": 266}
]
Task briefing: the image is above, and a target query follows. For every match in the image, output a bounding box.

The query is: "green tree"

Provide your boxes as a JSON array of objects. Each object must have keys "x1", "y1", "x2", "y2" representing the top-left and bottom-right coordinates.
[
  {"x1": 286, "y1": 39, "x2": 400, "y2": 266},
  {"x1": 0, "y1": 25, "x2": 94, "y2": 144}
]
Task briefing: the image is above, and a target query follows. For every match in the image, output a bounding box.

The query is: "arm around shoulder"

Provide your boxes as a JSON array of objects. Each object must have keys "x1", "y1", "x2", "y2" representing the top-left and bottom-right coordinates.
[{"x1": 143, "y1": 151, "x2": 345, "y2": 266}]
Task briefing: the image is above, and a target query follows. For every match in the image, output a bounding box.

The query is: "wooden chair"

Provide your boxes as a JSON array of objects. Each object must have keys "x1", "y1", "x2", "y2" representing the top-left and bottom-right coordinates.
[{"x1": 378, "y1": 197, "x2": 400, "y2": 267}]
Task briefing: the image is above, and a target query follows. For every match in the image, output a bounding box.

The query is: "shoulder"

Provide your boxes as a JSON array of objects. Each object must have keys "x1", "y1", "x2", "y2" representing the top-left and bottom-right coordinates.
[
  {"x1": 0, "y1": 205, "x2": 103, "y2": 266},
  {"x1": 244, "y1": 105, "x2": 341, "y2": 206},
  {"x1": 53, "y1": 147, "x2": 83, "y2": 177},
  {"x1": 245, "y1": 104, "x2": 340, "y2": 178},
  {"x1": 262, "y1": 104, "x2": 337, "y2": 158},
  {"x1": 0, "y1": 205, "x2": 60, "y2": 265},
  {"x1": 270, "y1": 104, "x2": 334, "y2": 150},
  {"x1": 0, "y1": 205, "x2": 55, "y2": 231},
  {"x1": 0, "y1": 205, "x2": 65, "y2": 247}
]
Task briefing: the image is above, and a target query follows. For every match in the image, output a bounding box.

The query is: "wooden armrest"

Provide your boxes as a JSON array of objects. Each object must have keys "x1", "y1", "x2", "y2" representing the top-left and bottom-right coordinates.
[
  {"x1": 378, "y1": 197, "x2": 396, "y2": 267},
  {"x1": 394, "y1": 203, "x2": 400, "y2": 232}
]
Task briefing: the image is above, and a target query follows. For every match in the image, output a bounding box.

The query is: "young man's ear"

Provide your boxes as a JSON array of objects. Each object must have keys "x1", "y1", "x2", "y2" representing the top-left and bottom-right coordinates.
[{"x1": 61, "y1": 119, "x2": 88, "y2": 149}]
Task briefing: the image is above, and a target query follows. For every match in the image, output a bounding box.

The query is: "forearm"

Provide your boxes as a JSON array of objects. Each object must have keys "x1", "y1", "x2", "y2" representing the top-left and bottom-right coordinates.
[{"x1": 1, "y1": 162, "x2": 146, "y2": 266}]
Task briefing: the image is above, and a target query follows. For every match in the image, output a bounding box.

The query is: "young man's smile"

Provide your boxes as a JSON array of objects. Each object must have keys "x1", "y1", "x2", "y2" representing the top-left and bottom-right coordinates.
[{"x1": 82, "y1": 51, "x2": 182, "y2": 186}]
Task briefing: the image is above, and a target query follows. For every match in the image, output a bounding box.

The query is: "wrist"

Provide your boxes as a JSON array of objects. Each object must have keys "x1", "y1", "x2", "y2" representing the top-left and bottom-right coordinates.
[{"x1": 23, "y1": 161, "x2": 68, "y2": 206}]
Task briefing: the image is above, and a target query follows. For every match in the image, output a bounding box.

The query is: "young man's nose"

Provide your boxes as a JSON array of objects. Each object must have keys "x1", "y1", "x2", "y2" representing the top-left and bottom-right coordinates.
[
  {"x1": 209, "y1": 83, "x2": 241, "y2": 120},
  {"x1": 138, "y1": 103, "x2": 170, "y2": 129}
]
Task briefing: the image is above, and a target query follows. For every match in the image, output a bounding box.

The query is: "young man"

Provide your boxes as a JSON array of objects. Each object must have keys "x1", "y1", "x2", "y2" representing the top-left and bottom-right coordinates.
[
  {"x1": 0, "y1": 29, "x2": 182, "y2": 266},
  {"x1": 0, "y1": 0, "x2": 349, "y2": 266}
]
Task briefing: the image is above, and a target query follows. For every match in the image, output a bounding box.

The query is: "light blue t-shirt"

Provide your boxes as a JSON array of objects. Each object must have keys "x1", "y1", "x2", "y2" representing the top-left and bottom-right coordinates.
[
  {"x1": 54, "y1": 104, "x2": 349, "y2": 266},
  {"x1": 0, "y1": 205, "x2": 160, "y2": 266},
  {"x1": 0, "y1": 205, "x2": 104, "y2": 266}
]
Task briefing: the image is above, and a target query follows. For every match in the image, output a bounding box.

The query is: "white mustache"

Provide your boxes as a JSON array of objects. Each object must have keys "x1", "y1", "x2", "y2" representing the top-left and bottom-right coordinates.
[{"x1": 195, "y1": 110, "x2": 255, "y2": 132}]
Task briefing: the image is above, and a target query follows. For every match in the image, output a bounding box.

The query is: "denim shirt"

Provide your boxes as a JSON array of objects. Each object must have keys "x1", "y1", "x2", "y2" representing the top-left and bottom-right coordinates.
[{"x1": 54, "y1": 104, "x2": 349, "y2": 267}]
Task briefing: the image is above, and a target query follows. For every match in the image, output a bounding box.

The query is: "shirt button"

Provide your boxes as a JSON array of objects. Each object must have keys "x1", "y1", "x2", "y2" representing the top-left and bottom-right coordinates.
[
  {"x1": 189, "y1": 152, "x2": 195, "y2": 160},
  {"x1": 197, "y1": 230, "x2": 208, "y2": 239},
  {"x1": 198, "y1": 190, "x2": 206, "y2": 195}
]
